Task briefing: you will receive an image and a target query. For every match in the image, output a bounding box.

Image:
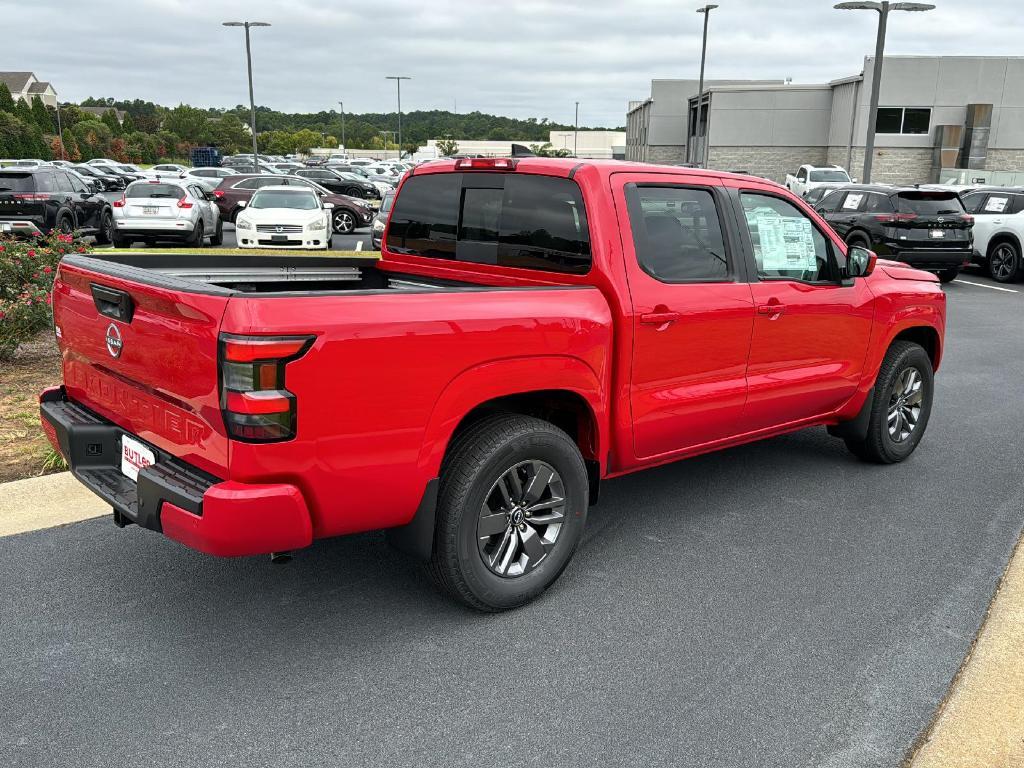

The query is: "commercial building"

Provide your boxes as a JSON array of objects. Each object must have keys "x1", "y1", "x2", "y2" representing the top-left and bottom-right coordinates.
[
  {"x1": 626, "y1": 56, "x2": 1024, "y2": 185},
  {"x1": 421, "y1": 130, "x2": 627, "y2": 160},
  {"x1": 0, "y1": 71, "x2": 58, "y2": 108}
]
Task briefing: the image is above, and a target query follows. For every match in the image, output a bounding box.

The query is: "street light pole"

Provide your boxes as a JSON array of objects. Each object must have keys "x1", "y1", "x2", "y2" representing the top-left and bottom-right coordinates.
[
  {"x1": 55, "y1": 104, "x2": 65, "y2": 161},
  {"x1": 834, "y1": 1, "x2": 935, "y2": 183},
  {"x1": 574, "y1": 101, "x2": 579, "y2": 157},
  {"x1": 338, "y1": 101, "x2": 345, "y2": 151},
  {"x1": 694, "y1": 5, "x2": 718, "y2": 168},
  {"x1": 223, "y1": 21, "x2": 271, "y2": 162},
  {"x1": 385, "y1": 76, "x2": 411, "y2": 158}
]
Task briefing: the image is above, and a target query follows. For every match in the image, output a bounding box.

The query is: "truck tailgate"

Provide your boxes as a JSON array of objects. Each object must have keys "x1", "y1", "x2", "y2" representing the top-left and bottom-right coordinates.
[{"x1": 52, "y1": 258, "x2": 231, "y2": 477}]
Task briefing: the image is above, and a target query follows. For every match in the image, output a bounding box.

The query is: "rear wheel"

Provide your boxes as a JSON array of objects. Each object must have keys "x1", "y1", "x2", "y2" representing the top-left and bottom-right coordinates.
[
  {"x1": 844, "y1": 341, "x2": 934, "y2": 464},
  {"x1": 55, "y1": 212, "x2": 73, "y2": 235},
  {"x1": 333, "y1": 209, "x2": 356, "y2": 234},
  {"x1": 210, "y1": 218, "x2": 223, "y2": 246},
  {"x1": 427, "y1": 414, "x2": 589, "y2": 611},
  {"x1": 94, "y1": 210, "x2": 113, "y2": 245},
  {"x1": 988, "y1": 241, "x2": 1021, "y2": 283},
  {"x1": 112, "y1": 232, "x2": 130, "y2": 248},
  {"x1": 186, "y1": 219, "x2": 203, "y2": 247},
  {"x1": 937, "y1": 267, "x2": 959, "y2": 284},
  {"x1": 845, "y1": 233, "x2": 870, "y2": 248}
]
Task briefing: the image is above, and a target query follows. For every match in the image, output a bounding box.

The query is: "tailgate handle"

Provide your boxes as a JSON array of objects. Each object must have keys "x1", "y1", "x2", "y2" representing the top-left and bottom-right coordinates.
[{"x1": 91, "y1": 284, "x2": 135, "y2": 323}]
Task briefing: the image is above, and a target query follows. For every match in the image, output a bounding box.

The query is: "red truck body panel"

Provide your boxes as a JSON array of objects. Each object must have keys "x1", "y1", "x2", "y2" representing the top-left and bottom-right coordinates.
[{"x1": 42, "y1": 158, "x2": 946, "y2": 557}]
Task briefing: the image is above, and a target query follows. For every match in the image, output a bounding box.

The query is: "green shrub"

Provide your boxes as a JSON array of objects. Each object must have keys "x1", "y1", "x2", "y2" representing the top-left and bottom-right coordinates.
[{"x1": 0, "y1": 231, "x2": 90, "y2": 360}]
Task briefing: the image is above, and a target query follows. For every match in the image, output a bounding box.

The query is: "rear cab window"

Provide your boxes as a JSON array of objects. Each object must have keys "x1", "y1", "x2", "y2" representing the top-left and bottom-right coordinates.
[{"x1": 386, "y1": 172, "x2": 591, "y2": 274}]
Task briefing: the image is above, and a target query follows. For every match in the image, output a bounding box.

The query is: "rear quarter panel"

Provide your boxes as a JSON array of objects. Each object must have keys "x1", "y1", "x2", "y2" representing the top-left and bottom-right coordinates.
[{"x1": 222, "y1": 287, "x2": 612, "y2": 539}]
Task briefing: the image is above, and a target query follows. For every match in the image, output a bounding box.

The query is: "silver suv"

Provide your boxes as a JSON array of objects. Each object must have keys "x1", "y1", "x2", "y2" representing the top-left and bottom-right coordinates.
[{"x1": 112, "y1": 179, "x2": 222, "y2": 248}]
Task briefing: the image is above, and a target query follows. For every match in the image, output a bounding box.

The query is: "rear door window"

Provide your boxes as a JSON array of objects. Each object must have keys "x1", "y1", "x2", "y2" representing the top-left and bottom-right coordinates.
[
  {"x1": 386, "y1": 172, "x2": 591, "y2": 274},
  {"x1": 625, "y1": 185, "x2": 729, "y2": 282},
  {"x1": 815, "y1": 190, "x2": 845, "y2": 213}
]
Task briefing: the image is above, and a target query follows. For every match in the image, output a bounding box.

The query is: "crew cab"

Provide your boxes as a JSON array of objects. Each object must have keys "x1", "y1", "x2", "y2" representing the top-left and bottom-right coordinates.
[
  {"x1": 785, "y1": 164, "x2": 852, "y2": 198},
  {"x1": 40, "y1": 158, "x2": 945, "y2": 611}
]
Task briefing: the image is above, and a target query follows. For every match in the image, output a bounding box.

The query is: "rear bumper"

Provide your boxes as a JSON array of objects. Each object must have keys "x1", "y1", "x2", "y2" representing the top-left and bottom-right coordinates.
[
  {"x1": 0, "y1": 219, "x2": 43, "y2": 236},
  {"x1": 39, "y1": 387, "x2": 312, "y2": 557},
  {"x1": 884, "y1": 247, "x2": 971, "y2": 270}
]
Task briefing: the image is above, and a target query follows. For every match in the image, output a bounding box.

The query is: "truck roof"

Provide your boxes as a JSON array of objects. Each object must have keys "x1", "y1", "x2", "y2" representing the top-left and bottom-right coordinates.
[{"x1": 410, "y1": 156, "x2": 784, "y2": 189}]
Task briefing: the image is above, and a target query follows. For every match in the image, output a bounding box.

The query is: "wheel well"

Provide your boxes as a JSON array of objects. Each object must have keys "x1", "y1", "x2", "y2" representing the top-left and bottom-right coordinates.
[
  {"x1": 447, "y1": 390, "x2": 602, "y2": 502},
  {"x1": 986, "y1": 232, "x2": 1021, "y2": 257},
  {"x1": 893, "y1": 326, "x2": 940, "y2": 368},
  {"x1": 846, "y1": 230, "x2": 871, "y2": 246}
]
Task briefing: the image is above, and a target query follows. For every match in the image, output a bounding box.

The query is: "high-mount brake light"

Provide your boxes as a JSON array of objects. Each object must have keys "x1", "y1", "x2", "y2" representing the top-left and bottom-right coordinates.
[
  {"x1": 219, "y1": 334, "x2": 315, "y2": 442},
  {"x1": 454, "y1": 157, "x2": 517, "y2": 171}
]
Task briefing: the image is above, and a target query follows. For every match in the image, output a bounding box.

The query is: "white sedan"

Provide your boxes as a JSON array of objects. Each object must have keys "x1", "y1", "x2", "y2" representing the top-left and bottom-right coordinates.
[{"x1": 234, "y1": 186, "x2": 334, "y2": 250}]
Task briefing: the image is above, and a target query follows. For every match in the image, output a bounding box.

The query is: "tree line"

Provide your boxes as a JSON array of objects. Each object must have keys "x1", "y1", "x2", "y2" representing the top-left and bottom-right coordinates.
[{"x1": 0, "y1": 86, "x2": 622, "y2": 164}]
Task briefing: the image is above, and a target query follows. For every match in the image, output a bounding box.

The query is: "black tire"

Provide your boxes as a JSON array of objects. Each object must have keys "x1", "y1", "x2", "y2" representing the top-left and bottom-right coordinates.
[
  {"x1": 988, "y1": 240, "x2": 1021, "y2": 283},
  {"x1": 186, "y1": 219, "x2": 203, "y2": 247},
  {"x1": 427, "y1": 414, "x2": 589, "y2": 612},
  {"x1": 844, "y1": 341, "x2": 934, "y2": 464},
  {"x1": 845, "y1": 233, "x2": 870, "y2": 248},
  {"x1": 210, "y1": 217, "x2": 223, "y2": 246},
  {"x1": 94, "y1": 209, "x2": 113, "y2": 245},
  {"x1": 333, "y1": 208, "x2": 356, "y2": 234},
  {"x1": 55, "y1": 212, "x2": 74, "y2": 235},
  {"x1": 112, "y1": 232, "x2": 130, "y2": 249},
  {"x1": 937, "y1": 267, "x2": 959, "y2": 284}
]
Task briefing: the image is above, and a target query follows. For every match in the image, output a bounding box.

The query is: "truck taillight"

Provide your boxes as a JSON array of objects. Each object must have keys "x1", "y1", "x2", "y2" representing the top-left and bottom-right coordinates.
[{"x1": 219, "y1": 334, "x2": 314, "y2": 442}]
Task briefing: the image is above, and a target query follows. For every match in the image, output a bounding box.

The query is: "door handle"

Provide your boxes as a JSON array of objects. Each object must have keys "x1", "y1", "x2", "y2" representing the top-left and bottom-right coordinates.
[
  {"x1": 640, "y1": 310, "x2": 681, "y2": 327},
  {"x1": 757, "y1": 303, "x2": 786, "y2": 318}
]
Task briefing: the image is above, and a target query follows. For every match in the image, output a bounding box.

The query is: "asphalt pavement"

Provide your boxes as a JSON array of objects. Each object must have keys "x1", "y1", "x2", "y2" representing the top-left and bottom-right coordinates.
[{"x1": 1, "y1": 270, "x2": 1022, "y2": 768}]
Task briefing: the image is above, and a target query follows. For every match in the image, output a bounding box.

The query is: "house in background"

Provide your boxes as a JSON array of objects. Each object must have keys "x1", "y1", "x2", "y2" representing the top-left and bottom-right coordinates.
[
  {"x1": 0, "y1": 72, "x2": 58, "y2": 108},
  {"x1": 78, "y1": 106, "x2": 127, "y2": 123}
]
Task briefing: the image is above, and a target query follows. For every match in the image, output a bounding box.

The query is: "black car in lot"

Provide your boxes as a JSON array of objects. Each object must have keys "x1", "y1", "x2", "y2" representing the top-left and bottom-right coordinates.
[
  {"x1": 814, "y1": 185, "x2": 973, "y2": 283},
  {"x1": 71, "y1": 163, "x2": 125, "y2": 191},
  {"x1": 290, "y1": 167, "x2": 379, "y2": 199},
  {"x1": 0, "y1": 167, "x2": 114, "y2": 241}
]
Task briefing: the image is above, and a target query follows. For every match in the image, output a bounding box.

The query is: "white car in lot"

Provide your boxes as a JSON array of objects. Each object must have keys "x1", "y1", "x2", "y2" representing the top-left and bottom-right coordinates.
[
  {"x1": 785, "y1": 164, "x2": 853, "y2": 198},
  {"x1": 112, "y1": 179, "x2": 223, "y2": 248},
  {"x1": 180, "y1": 167, "x2": 237, "y2": 190},
  {"x1": 960, "y1": 186, "x2": 1024, "y2": 283},
  {"x1": 234, "y1": 186, "x2": 333, "y2": 250}
]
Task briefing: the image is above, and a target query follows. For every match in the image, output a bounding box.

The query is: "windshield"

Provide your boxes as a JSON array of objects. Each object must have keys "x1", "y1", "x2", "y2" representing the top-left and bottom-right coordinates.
[
  {"x1": 897, "y1": 193, "x2": 965, "y2": 216},
  {"x1": 126, "y1": 182, "x2": 185, "y2": 199},
  {"x1": 73, "y1": 166, "x2": 97, "y2": 176},
  {"x1": 809, "y1": 170, "x2": 850, "y2": 182},
  {"x1": 250, "y1": 190, "x2": 319, "y2": 210}
]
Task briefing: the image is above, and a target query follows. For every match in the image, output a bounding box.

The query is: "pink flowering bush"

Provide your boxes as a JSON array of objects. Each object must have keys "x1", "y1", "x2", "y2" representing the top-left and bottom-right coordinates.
[{"x1": 0, "y1": 230, "x2": 90, "y2": 360}]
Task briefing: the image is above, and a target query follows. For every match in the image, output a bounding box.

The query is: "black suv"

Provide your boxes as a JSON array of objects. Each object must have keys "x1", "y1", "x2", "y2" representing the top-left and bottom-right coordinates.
[
  {"x1": 0, "y1": 168, "x2": 114, "y2": 242},
  {"x1": 292, "y1": 167, "x2": 379, "y2": 199},
  {"x1": 814, "y1": 185, "x2": 972, "y2": 283}
]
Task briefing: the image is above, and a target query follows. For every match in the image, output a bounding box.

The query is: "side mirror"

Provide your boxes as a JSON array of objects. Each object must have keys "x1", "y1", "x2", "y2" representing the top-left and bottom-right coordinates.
[
  {"x1": 845, "y1": 245, "x2": 877, "y2": 279},
  {"x1": 851, "y1": 177, "x2": 858, "y2": 183},
  {"x1": 323, "y1": 202, "x2": 335, "y2": 209},
  {"x1": 237, "y1": 200, "x2": 247, "y2": 208}
]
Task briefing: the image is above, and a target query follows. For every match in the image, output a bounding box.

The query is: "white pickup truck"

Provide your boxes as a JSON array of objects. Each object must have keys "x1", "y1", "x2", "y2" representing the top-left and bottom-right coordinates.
[{"x1": 785, "y1": 164, "x2": 852, "y2": 198}]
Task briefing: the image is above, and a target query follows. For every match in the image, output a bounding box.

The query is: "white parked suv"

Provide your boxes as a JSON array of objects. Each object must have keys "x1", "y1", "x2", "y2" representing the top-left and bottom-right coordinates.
[
  {"x1": 234, "y1": 186, "x2": 333, "y2": 250},
  {"x1": 112, "y1": 179, "x2": 222, "y2": 248},
  {"x1": 785, "y1": 164, "x2": 853, "y2": 198},
  {"x1": 961, "y1": 187, "x2": 1024, "y2": 283}
]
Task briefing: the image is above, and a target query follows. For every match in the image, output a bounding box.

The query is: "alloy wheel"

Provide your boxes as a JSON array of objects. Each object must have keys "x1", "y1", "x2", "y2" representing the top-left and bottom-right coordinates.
[
  {"x1": 990, "y1": 245, "x2": 1017, "y2": 282},
  {"x1": 477, "y1": 460, "x2": 565, "y2": 578},
  {"x1": 887, "y1": 367, "x2": 924, "y2": 442},
  {"x1": 334, "y1": 211, "x2": 355, "y2": 233}
]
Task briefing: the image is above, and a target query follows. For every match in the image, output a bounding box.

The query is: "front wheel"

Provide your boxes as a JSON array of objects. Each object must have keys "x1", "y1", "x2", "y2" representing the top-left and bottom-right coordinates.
[
  {"x1": 427, "y1": 414, "x2": 589, "y2": 611},
  {"x1": 988, "y1": 241, "x2": 1021, "y2": 283},
  {"x1": 937, "y1": 267, "x2": 959, "y2": 284},
  {"x1": 844, "y1": 341, "x2": 934, "y2": 464},
  {"x1": 333, "y1": 209, "x2": 356, "y2": 234}
]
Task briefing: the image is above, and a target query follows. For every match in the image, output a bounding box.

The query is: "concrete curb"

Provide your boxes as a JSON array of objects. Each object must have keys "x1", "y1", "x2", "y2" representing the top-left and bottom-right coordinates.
[{"x1": 0, "y1": 472, "x2": 107, "y2": 537}]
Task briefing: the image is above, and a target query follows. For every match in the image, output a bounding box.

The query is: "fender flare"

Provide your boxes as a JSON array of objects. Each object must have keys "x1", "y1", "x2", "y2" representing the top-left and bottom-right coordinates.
[{"x1": 415, "y1": 355, "x2": 609, "y2": 481}]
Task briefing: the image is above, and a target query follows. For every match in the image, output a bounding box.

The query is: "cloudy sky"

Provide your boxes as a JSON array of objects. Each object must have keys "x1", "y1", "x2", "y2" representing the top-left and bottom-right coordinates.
[{"x1": 4, "y1": 0, "x2": 1021, "y2": 126}]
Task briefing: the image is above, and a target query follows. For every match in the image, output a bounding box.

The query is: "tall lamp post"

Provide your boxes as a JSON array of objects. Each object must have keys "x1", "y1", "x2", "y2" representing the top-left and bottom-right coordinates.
[
  {"x1": 223, "y1": 20, "x2": 271, "y2": 161},
  {"x1": 338, "y1": 101, "x2": 346, "y2": 151},
  {"x1": 379, "y1": 130, "x2": 396, "y2": 159},
  {"x1": 574, "y1": 101, "x2": 579, "y2": 157},
  {"x1": 694, "y1": 4, "x2": 718, "y2": 168},
  {"x1": 834, "y1": 1, "x2": 935, "y2": 182},
  {"x1": 385, "y1": 76, "x2": 411, "y2": 158},
  {"x1": 55, "y1": 104, "x2": 65, "y2": 161}
]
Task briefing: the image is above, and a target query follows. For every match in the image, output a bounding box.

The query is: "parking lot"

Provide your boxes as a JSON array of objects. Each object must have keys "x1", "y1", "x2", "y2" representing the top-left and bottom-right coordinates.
[{"x1": 2, "y1": 272, "x2": 1021, "y2": 767}]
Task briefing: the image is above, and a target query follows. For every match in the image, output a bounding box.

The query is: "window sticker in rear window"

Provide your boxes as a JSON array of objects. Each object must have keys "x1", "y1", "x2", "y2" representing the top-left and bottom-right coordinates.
[
  {"x1": 842, "y1": 193, "x2": 863, "y2": 211},
  {"x1": 984, "y1": 196, "x2": 1009, "y2": 213}
]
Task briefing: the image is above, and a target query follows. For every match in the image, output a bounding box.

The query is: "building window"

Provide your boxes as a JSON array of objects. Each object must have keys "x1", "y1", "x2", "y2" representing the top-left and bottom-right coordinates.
[{"x1": 875, "y1": 107, "x2": 931, "y2": 135}]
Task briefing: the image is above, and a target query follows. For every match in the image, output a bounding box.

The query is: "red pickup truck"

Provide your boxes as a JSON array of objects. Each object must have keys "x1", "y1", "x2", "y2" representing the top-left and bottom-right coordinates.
[{"x1": 40, "y1": 157, "x2": 945, "y2": 610}]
